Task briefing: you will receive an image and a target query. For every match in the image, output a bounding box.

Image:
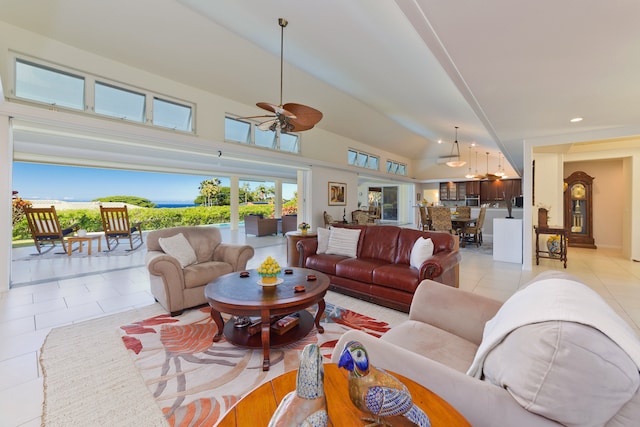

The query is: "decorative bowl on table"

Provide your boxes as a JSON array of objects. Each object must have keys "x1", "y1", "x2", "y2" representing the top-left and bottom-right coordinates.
[{"x1": 257, "y1": 256, "x2": 282, "y2": 286}]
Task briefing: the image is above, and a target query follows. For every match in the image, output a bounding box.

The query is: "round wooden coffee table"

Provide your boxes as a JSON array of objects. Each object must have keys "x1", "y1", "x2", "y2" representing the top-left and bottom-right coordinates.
[
  {"x1": 204, "y1": 267, "x2": 329, "y2": 371},
  {"x1": 216, "y1": 363, "x2": 471, "y2": 426}
]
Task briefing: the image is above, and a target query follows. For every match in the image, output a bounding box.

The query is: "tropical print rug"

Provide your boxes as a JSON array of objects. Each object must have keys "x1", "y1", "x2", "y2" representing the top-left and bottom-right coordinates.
[{"x1": 119, "y1": 303, "x2": 390, "y2": 426}]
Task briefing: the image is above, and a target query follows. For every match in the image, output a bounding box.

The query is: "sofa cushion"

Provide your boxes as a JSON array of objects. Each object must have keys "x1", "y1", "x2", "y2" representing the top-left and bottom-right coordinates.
[
  {"x1": 372, "y1": 264, "x2": 420, "y2": 293},
  {"x1": 382, "y1": 320, "x2": 478, "y2": 373},
  {"x1": 410, "y1": 237, "x2": 434, "y2": 269},
  {"x1": 316, "y1": 227, "x2": 330, "y2": 254},
  {"x1": 305, "y1": 254, "x2": 347, "y2": 275},
  {"x1": 158, "y1": 233, "x2": 197, "y2": 268},
  {"x1": 326, "y1": 227, "x2": 361, "y2": 257},
  {"x1": 358, "y1": 225, "x2": 400, "y2": 262},
  {"x1": 335, "y1": 258, "x2": 388, "y2": 284},
  {"x1": 483, "y1": 321, "x2": 640, "y2": 427}
]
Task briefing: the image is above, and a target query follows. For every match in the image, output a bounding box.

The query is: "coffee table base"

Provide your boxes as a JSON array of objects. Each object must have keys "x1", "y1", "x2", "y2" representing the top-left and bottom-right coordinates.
[{"x1": 223, "y1": 310, "x2": 313, "y2": 349}]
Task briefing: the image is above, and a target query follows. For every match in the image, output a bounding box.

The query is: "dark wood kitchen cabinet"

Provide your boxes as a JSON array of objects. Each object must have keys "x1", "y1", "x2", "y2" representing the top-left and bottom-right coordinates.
[
  {"x1": 440, "y1": 182, "x2": 466, "y2": 201},
  {"x1": 480, "y1": 179, "x2": 521, "y2": 202},
  {"x1": 466, "y1": 181, "x2": 480, "y2": 196}
]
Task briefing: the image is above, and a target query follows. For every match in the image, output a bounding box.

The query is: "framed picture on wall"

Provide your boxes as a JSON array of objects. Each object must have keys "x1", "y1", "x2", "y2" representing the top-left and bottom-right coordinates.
[{"x1": 328, "y1": 182, "x2": 347, "y2": 206}]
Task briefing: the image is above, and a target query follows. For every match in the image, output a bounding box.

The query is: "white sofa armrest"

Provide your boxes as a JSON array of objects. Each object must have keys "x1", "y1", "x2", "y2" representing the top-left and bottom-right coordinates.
[
  {"x1": 409, "y1": 280, "x2": 502, "y2": 345},
  {"x1": 331, "y1": 330, "x2": 559, "y2": 427}
]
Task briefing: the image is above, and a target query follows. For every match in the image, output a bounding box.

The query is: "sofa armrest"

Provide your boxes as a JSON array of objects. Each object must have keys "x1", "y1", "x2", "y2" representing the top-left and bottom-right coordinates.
[
  {"x1": 296, "y1": 238, "x2": 319, "y2": 267},
  {"x1": 419, "y1": 250, "x2": 461, "y2": 281},
  {"x1": 409, "y1": 280, "x2": 502, "y2": 345},
  {"x1": 212, "y1": 243, "x2": 255, "y2": 271},
  {"x1": 145, "y1": 250, "x2": 186, "y2": 287},
  {"x1": 331, "y1": 330, "x2": 558, "y2": 427}
]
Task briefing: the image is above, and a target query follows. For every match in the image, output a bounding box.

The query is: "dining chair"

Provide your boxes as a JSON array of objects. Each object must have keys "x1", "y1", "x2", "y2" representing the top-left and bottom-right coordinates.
[
  {"x1": 351, "y1": 209, "x2": 370, "y2": 224},
  {"x1": 99, "y1": 205, "x2": 143, "y2": 251},
  {"x1": 456, "y1": 206, "x2": 471, "y2": 218},
  {"x1": 429, "y1": 206, "x2": 455, "y2": 234},
  {"x1": 462, "y1": 206, "x2": 487, "y2": 247},
  {"x1": 418, "y1": 206, "x2": 430, "y2": 231},
  {"x1": 24, "y1": 205, "x2": 78, "y2": 254}
]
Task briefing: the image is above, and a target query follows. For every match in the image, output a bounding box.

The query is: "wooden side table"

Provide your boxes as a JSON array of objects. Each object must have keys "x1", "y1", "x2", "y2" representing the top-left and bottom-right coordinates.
[
  {"x1": 66, "y1": 232, "x2": 104, "y2": 256},
  {"x1": 217, "y1": 363, "x2": 471, "y2": 426},
  {"x1": 285, "y1": 231, "x2": 317, "y2": 267},
  {"x1": 534, "y1": 226, "x2": 568, "y2": 268}
]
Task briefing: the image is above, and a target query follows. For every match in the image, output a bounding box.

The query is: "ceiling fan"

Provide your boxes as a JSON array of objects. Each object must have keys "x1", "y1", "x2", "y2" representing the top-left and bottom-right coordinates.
[
  {"x1": 241, "y1": 18, "x2": 323, "y2": 133},
  {"x1": 480, "y1": 152, "x2": 501, "y2": 181}
]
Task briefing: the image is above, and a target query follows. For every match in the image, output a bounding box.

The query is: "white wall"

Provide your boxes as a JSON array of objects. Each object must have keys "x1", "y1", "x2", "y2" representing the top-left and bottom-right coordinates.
[
  {"x1": 527, "y1": 138, "x2": 640, "y2": 266},
  {"x1": 309, "y1": 166, "x2": 358, "y2": 229}
]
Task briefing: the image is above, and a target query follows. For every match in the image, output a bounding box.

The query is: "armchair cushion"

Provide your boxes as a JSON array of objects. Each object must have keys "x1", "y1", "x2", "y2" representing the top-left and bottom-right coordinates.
[
  {"x1": 410, "y1": 237, "x2": 434, "y2": 269},
  {"x1": 158, "y1": 233, "x2": 197, "y2": 268}
]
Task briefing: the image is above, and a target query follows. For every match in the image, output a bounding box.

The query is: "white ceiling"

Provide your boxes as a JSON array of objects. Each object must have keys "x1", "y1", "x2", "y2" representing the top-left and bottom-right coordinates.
[{"x1": 2, "y1": 0, "x2": 640, "y2": 181}]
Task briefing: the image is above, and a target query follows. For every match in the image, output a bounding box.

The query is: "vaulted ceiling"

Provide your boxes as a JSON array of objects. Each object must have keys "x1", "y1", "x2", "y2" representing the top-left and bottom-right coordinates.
[{"x1": 3, "y1": 0, "x2": 640, "y2": 181}]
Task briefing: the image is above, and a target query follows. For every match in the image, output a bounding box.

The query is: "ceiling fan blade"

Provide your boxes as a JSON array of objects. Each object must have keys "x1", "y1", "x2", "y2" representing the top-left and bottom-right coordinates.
[
  {"x1": 236, "y1": 114, "x2": 275, "y2": 120},
  {"x1": 256, "y1": 102, "x2": 296, "y2": 119},
  {"x1": 283, "y1": 103, "x2": 323, "y2": 131},
  {"x1": 257, "y1": 118, "x2": 277, "y2": 131}
]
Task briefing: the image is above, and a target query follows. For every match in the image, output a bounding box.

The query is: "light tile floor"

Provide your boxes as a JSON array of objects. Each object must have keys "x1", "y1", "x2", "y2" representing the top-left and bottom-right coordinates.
[{"x1": 2, "y1": 228, "x2": 640, "y2": 426}]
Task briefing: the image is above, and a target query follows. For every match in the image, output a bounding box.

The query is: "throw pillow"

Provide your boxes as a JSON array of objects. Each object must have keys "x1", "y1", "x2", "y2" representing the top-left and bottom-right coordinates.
[
  {"x1": 316, "y1": 227, "x2": 331, "y2": 254},
  {"x1": 410, "y1": 237, "x2": 434, "y2": 269},
  {"x1": 326, "y1": 227, "x2": 361, "y2": 258},
  {"x1": 158, "y1": 233, "x2": 197, "y2": 268},
  {"x1": 483, "y1": 321, "x2": 639, "y2": 426}
]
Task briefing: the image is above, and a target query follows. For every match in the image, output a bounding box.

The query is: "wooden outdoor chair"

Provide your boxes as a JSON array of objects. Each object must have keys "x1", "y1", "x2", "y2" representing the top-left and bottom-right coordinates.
[
  {"x1": 24, "y1": 205, "x2": 78, "y2": 254},
  {"x1": 99, "y1": 205, "x2": 143, "y2": 251}
]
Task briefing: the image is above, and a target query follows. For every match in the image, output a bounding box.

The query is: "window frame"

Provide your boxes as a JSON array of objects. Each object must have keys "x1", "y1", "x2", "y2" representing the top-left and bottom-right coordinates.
[
  {"x1": 10, "y1": 53, "x2": 196, "y2": 134},
  {"x1": 224, "y1": 114, "x2": 301, "y2": 154},
  {"x1": 348, "y1": 149, "x2": 379, "y2": 171}
]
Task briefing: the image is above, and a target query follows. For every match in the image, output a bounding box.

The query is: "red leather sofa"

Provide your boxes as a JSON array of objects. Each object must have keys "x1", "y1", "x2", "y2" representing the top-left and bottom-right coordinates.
[{"x1": 296, "y1": 225, "x2": 461, "y2": 312}]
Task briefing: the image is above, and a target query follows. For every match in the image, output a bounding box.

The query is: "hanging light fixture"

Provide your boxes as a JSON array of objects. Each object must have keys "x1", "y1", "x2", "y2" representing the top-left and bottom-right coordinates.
[
  {"x1": 465, "y1": 146, "x2": 475, "y2": 178},
  {"x1": 495, "y1": 152, "x2": 505, "y2": 176},
  {"x1": 445, "y1": 126, "x2": 466, "y2": 167}
]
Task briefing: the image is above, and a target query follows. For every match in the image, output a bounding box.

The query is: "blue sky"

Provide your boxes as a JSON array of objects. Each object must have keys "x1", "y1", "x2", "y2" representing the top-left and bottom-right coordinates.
[{"x1": 12, "y1": 162, "x2": 296, "y2": 203}]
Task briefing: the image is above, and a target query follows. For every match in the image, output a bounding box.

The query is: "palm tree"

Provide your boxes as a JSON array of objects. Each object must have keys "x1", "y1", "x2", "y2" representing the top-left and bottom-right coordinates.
[
  {"x1": 240, "y1": 182, "x2": 251, "y2": 204},
  {"x1": 199, "y1": 178, "x2": 221, "y2": 207}
]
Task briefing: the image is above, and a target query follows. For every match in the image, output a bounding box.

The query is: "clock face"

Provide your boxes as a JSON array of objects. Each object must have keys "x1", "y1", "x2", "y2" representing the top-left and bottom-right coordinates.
[{"x1": 571, "y1": 183, "x2": 586, "y2": 200}]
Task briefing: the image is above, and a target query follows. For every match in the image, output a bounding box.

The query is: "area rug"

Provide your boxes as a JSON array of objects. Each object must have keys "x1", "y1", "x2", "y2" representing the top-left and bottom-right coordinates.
[
  {"x1": 119, "y1": 303, "x2": 390, "y2": 426},
  {"x1": 40, "y1": 302, "x2": 390, "y2": 427}
]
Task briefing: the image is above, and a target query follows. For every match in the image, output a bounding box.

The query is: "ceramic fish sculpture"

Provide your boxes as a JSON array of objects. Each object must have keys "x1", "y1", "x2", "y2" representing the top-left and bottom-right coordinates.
[
  {"x1": 268, "y1": 343, "x2": 328, "y2": 427},
  {"x1": 338, "y1": 340, "x2": 431, "y2": 427}
]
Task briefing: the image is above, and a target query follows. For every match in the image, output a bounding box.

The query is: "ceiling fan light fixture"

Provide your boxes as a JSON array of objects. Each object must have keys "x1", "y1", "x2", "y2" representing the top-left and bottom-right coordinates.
[
  {"x1": 445, "y1": 126, "x2": 466, "y2": 168},
  {"x1": 241, "y1": 18, "x2": 322, "y2": 133}
]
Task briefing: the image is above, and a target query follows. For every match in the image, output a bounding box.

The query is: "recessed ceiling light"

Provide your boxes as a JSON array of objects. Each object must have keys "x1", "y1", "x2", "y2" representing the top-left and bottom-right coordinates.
[{"x1": 570, "y1": 117, "x2": 583, "y2": 123}]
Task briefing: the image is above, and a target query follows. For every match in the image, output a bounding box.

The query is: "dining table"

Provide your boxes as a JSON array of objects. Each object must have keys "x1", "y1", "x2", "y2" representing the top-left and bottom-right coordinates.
[{"x1": 451, "y1": 216, "x2": 477, "y2": 248}]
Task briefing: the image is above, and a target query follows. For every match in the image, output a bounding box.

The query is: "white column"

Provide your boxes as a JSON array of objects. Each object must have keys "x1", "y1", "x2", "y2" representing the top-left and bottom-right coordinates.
[
  {"x1": 274, "y1": 179, "x2": 282, "y2": 218},
  {"x1": 230, "y1": 176, "x2": 239, "y2": 230},
  {"x1": 0, "y1": 116, "x2": 12, "y2": 291}
]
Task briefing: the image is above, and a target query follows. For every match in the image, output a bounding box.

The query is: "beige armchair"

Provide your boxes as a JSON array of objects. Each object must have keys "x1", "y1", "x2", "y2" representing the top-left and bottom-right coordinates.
[
  {"x1": 146, "y1": 226, "x2": 254, "y2": 316},
  {"x1": 332, "y1": 272, "x2": 640, "y2": 427}
]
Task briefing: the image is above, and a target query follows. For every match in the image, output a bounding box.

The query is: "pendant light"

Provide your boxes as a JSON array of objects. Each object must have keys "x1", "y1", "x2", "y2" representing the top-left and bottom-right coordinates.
[
  {"x1": 445, "y1": 126, "x2": 466, "y2": 168},
  {"x1": 495, "y1": 152, "x2": 505, "y2": 177},
  {"x1": 465, "y1": 146, "x2": 475, "y2": 178}
]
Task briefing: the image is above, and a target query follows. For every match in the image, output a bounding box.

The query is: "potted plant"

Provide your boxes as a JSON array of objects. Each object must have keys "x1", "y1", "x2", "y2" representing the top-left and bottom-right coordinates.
[{"x1": 298, "y1": 222, "x2": 310, "y2": 236}]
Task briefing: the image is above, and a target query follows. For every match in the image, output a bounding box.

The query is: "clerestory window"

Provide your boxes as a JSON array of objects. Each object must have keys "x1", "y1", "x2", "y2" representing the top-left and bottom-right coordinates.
[{"x1": 14, "y1": 59, "x2": 85, "y2": 110}]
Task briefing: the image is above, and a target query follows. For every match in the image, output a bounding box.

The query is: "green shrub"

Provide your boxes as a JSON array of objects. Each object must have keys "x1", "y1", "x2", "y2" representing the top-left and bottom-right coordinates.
[{"x1": 12, "y1": 205, "x2": 277, "y2": 241}]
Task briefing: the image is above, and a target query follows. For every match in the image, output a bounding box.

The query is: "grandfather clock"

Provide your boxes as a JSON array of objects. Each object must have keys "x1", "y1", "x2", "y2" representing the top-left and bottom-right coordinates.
[{"x1": 564, "y1": 171, "x2": 596, "y2": 248}]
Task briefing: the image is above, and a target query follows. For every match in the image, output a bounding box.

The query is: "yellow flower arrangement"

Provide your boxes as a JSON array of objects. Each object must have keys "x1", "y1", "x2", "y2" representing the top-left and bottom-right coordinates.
[{"x1": 257, "y1": 256, "x2": 281, "y2": 284}]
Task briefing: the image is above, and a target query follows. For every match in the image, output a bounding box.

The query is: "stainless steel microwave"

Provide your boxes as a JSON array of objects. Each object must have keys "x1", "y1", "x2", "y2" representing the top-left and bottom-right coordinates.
[{"x1": 465, "y1": 196, "x2": 480, "y2": 207}]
